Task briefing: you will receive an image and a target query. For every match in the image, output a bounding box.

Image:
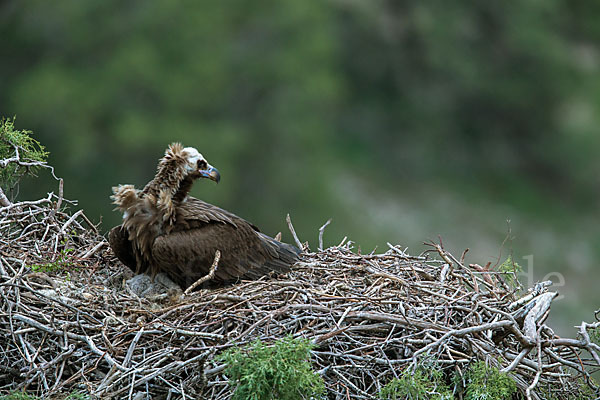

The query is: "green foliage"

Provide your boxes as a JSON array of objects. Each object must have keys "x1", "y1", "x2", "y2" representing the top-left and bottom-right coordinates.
[
  {"x1": 0, "y1": 117, "x2": 48, "y2": 190},
  {"x1": 498, "y1": 256, "x2": 523, "y2": 289},
  {"x1": 379, "y1": 367, "x2": 453, "y2": 400},
  {"x1": 589, "y1": 327, "x2": 600, "y2": 346},
  {"x1": 219, "y1": 335, "x2": 325, "y2": 400},
  {"x1": 28, "y1": 234, "x2": 76, "y2": 274},
  {"x1": 0, "y1": 392, "x2": 39, "y2": 400},
  {"x1": 459, "y1": 361, "x2": 517, "y2": 400},
  {"x1": 571, "y1": 378, "x2": 598, "y2": 400},
  {"x1": 64, "y1": 391, "x2": 89, "y2": 400}
]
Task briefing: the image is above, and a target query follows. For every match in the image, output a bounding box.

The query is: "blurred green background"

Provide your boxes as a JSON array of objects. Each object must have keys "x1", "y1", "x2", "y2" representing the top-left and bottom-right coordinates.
[{"x1": 1, "y1": 1, "x2": 599, "y2": 335}]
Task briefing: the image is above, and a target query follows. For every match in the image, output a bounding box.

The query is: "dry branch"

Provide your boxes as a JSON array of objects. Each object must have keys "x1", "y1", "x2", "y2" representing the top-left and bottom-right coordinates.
[{"x1": 184, "y1": 250, "x2": 221, "y2": 295}]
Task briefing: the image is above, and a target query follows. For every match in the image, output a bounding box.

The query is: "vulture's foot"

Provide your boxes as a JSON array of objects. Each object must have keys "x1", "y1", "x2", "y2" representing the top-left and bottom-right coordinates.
[{"x1": 126, "y1": 273, "x2": 182, "y2": 299}]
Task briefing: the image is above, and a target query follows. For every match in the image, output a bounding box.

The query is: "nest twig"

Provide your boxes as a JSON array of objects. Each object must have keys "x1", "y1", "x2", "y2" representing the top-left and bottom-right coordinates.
[{"x1": 1, "y1": 198, "x2": 600, "y2": 399}]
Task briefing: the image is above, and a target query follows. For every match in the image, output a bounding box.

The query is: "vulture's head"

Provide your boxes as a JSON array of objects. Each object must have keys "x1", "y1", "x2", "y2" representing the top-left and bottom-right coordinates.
[
  {"x1": 159, "y1": 143, "x2": 220, "y2": 185},
  {"x1": 180, "y1": 146, "x2": 221, "y2": 184}
]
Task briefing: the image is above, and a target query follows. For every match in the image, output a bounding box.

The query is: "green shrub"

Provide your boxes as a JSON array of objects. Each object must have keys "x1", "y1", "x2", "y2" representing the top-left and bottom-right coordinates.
[
  {"x1": 379, "y1": 367, "x2": 453, "y2": 400},
  {"x1": 0, "y1": 117, "x2": 48, "y2": 190},
  {"x1": 0, "y1": 392, "x2": 39, "y2": 400},
  {"x1": 460, "y1": 361, "x2": 516, "y2": 400},
  {"x1": 589, "y1": 327, "x2": 600, "y2": 346},
  {"x1": 219, "y1": 335, "x2": 325, "y2": 400},
  {"x1": 64, "y1": 391, "x2": 90, "y2": 400},
  {"x1": 571, "y1": 378, "x2": 598, "y2": 400},
  {"x1": 28, "y1": 234, "x2": 76, "y2": 275},
  {"x1": 498, "y1": 256, "x2": 523, "y2": 289}
]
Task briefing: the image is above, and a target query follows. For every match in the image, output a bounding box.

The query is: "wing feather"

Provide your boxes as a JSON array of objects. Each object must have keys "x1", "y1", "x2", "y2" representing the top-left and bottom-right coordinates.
[
  {"x1": 108, "y1": 225, "x2": 137, "y2": 272},
  {"x1": 152, "y1": 219, "x2": 273, "y2": 288},
  {"x1": 175, "y1": 197, "x2": 261, "y2": 231}
]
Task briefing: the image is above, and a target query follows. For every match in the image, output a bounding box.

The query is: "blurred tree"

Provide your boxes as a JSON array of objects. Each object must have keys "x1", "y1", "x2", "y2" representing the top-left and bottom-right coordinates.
[
  {"x1": 0, "y1": 0, "x2": 599, "y2": 241},
  {"x1": 334, "y1": 1, "x2": 595, "y2": 198}
]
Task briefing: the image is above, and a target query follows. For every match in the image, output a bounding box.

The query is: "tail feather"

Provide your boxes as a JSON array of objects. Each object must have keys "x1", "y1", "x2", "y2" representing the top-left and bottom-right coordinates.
[{"x1": 255, "y1": 232, "x2": 301, "y2": 275}]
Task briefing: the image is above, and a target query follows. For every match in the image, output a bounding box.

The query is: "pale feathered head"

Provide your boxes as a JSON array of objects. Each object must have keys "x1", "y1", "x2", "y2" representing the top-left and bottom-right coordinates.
[{"x1": 159, "y1": 143, "x2": 220, "y2": 184}]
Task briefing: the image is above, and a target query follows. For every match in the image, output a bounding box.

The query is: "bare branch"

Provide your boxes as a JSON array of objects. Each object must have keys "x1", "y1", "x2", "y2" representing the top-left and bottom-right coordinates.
[
  {"x1": 184, "y1": 250, "x2": 221, "y2": 295},
  {"x1": 286, "y1": 213, "x2": 304, "y2": 250},
  {"x1": 318, "y1": 218, "x2": 331, "y2": 251}
]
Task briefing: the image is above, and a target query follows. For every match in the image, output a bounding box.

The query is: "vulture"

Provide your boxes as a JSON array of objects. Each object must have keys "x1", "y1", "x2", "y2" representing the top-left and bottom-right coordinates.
[{"x1": 108, "y1": 143, "x2": 300, "y2": 290}]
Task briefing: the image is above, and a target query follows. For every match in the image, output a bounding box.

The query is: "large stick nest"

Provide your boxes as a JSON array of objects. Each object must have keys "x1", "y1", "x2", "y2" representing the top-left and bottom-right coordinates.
[{"x1": 1, "y1": 195, "x2": 600, "y2": 399}]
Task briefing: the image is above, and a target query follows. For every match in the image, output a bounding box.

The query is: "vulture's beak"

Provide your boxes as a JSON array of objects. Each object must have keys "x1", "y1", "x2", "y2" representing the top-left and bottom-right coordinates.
[{"x1": 200, "y1": 165, "x2": 221, "y2": 183}]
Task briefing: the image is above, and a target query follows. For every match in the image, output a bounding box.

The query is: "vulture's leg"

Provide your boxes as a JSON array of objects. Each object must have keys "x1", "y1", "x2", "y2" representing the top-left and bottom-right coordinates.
[{"x1": 108, "y1": 225, "x2": 137, "y2": 272}]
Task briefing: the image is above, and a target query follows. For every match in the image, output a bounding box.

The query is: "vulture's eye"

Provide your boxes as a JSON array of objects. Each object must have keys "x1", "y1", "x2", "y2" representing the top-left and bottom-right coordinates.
[{"x1": 197, "y1": 160, "x2": 207, "y2": 170}]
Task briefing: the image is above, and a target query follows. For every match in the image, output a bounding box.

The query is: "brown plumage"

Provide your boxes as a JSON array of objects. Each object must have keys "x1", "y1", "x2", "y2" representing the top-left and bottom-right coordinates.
[{"x1": 108, "y1": 143, "x2": 300, "y2": 289}]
